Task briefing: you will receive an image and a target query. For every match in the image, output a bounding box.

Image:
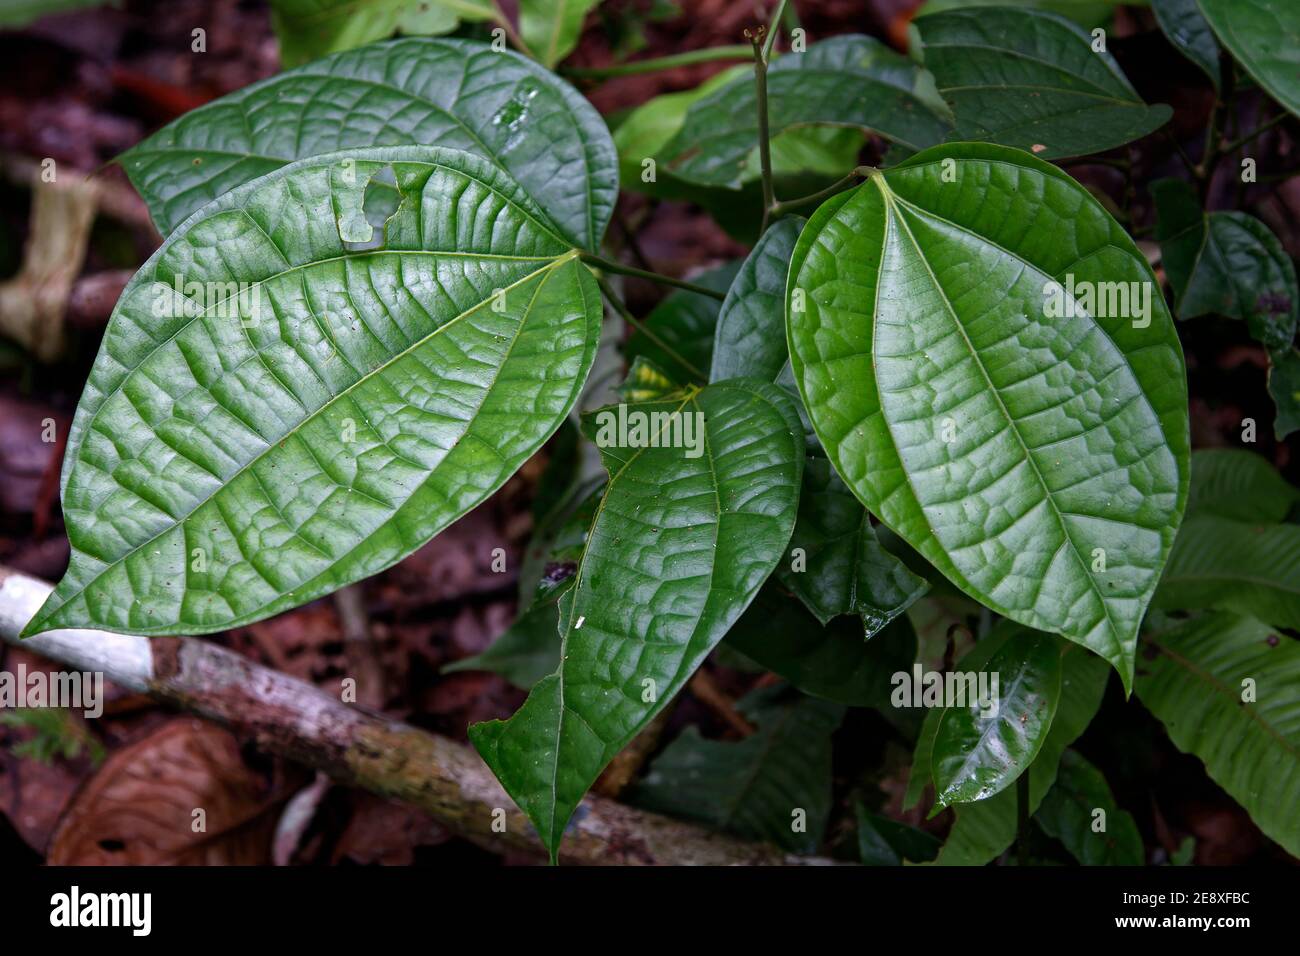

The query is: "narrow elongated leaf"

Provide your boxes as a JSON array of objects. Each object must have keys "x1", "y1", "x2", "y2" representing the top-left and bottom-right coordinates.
[
  {"x1": 118, "y1": 38, "x2": 618, "y2": 249},
  {"x1": 23, "y1": 146, "x2": 600, "y2": 637},
  {"x1": 787, "y1": 143, "x2": 1190, "y2": 692},
  {"x1": 778, "y1": 457, "x2": 929, "y2": 633},
  {"x1": 1137, "y1": 613, "x2": 1300, "y2": 858},
  {"x1": 658, "y1": 36, "x2": 953, "y2": 189},
  {"x1": 855, "y1": 804, "x2": 941, "y2": 865},
  {"x1": 932, "y1": 631, "x2": 1063, "y2": 806},
  {"x1": 915, "y1": 7, "x2": 1172, "y2": 158},
  {"x1": 1153, "y1": 178, "x2": 1298, "y2": 351},
  {"x1": 926, "y1": 642, "x2": 1110, "y2": 864},
  {"x1": 724, "y1": 585, "x2": 918, "y2": 711},
  {"x1": 629, "y1": 686, "x2": 844, "y2": 853},
  {"x1": 518, "y1": 0, "x2": 601, "y2": 68},
  {"x1": 1151, "y1": 0, "x2": 1221, "y2": 89},
  {"x1": 1036, "y1": 748, "x2": 1143, "y2": 865},
  {"x1": 1185, "y1": 448, "x2": 1299, "y2": 523},
  {"x1": 470, "y1": 379, "x2": 804, "y2": 861},
  {"x1": 712, "y1": 217, "x2": 805, "y2": 383},
  {"x1": 269, "y1": 0, "x2": 494, "y2": 67},
  {"x1": 1198, "y1": 0, "x2": 1300, "y2": 119},
  {"x1": 1154, "y1": 516, "x2": 1300, "y2": 629}
]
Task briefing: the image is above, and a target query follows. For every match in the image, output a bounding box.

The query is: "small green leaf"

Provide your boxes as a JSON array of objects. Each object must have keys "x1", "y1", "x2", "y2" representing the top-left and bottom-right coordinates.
[
  {"x1": 470, "y1": 379, "x2": 804, "y2": 861},
  {"x1": 23, "y1": 146, "x2": 601, "y2": 638},
  {"x1": 724, "y1": 585, "x2": 919, "y2": 711},
  {"x1": 1197, "y1": 0, "x2": 1300, "y2": 119},
  {"x1": 855, "y1": 803, "x2": 941, "y2": 865},
  {"x1": 657, "y1": 36, "x2": 952, "y2": 189},
  {"x1": 1185, "y1": 448, "x2": 1299, "y2": 522},
  {"x1": 777, "y1": 457, "x2": 929, "y2": 634},
  {"x1": 1151, "y1": 0, "x2": 1221, "y2": 89},
  {"x1": 932, "y1": 630, "x2": 1063, "y2": 807},
  {"x1": 787, "y1": 144, "x2": 1190, "y2": 692},
  {"x1": 914, "y1": 7, "x2": 1172, "y2": 158},
  {"x1": 269, "y1": 0, "x2": 495, "y2": 67},
  {"x1": 1155, "y1": 515, "x2": 1300, "y2": 630},
  {"x1": 712, "y1": 217, "x2": 804, "y2": 383},
  {"x1": 1153, "y1": 178, "x2": 1298, "y2": 351},
  {"x1": 1036, "y1": 749, "x2": 1143, "y2": 865},
  {"x1": 623, "y1": 262, "x2": 739, "y2": 382},
  {"x1": 443, "y1": 586, "x2": 567, "y2": 689},
  {"x1": 629, "y1": 686, "x2": 844, "y2": 854},
  {"x1": 118, "y1": 38, "x2": 617, "y2": 249},
  {"x1": 518, "y1": 0, "x2": 601, "y2": 68},
  {"x1": 1137, "y1": 613, "x2": 1300, "y2": 858}
]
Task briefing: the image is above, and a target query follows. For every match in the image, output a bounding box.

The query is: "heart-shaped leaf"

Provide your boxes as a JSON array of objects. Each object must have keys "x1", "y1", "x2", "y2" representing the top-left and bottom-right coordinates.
[
  {"x1": 914, "y1": 7, "x2": 1172, "y2": 158},
  {"x1": 657, "y1": 35, "x2": 953, "y2": 189},
  {"x1": 118, "y1": 38, "x2": 618, "y2": 249},
  {"x1": 1151, "y1": 0, "x2": 1222, "y2": 89},
  {"x1": 787, "y1": 143, "x2": 1190, "y2": 691},
  {"x1": 22, "y1": 146, "x2": 600, "y2": 638},
  {"x1": 269, "y1": 0, "x2": 495, "y2": 67},
  {"x1": 1153, "y1": 178, "x2": 1298, "y2": 351},
  {"x1": 469, "y1": 379, "x2": 804, "y2": 861},
  {"x1": 1137, "y1": 612, "x2": 1300, "y2": 858},
  {"x1": 931, "y1": 630, "x2": 1063, "y2": 806},
  {"x1": 629, "y1": 686, "x2": 844, "y2": 854},
  {"x1": 1198, "y1": 0, "x2": 1300, "y2": 119}
]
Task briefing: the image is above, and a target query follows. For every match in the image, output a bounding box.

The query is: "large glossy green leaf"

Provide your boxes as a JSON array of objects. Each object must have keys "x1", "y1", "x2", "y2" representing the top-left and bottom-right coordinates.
[
  {"x1": 1154, "y1": 515, "x2": 1300, "y2": 629},
  {"x1": 787, "y1": 143, "x2": 1190, "y2": 693},
  {"x1": 932, "y1": 630, "x2": 1063, "y2": 806},
  {"x1": 269, "y1": 0, "x2": 494, "y2": 67},
  {"x1": 118, "y1": 38, "x2": 618, "y2": 249},
  {"x1": 518, "y1": 0, "x2": 601, "y2": 68},
  {"x1": 629, "y1": 686, "x2": 844, "y2": 854},
  {"x1": 22, "y1": 146, "x2": 601, "y2": 638},
  {"x1": 1198, "y1": 0, "x2": 1300, "y2": 119},
  {"x1": 778, "y1": 457, "x2": 929, "y2": 634},
  {"x1": 724, "y1": 585, "x2": 918, "y2": 712},
  {"x1": 1035, "y1": 748, "x2": 1143, "y2": 865},
  {"x1": 712, "y1": 217, "x2": 804, "y2": 383},
  {"x1": 657, "y1": 36, "x2": 953, "y2": 189},
  {"x1": 1151, "y1": 0, "x2": 1221, "y2": 89},
  {"x1": 1153, "y1": 178, "x2": 1298, "y2": 352},
  {"x1": 921, "y1": 641, "x2": 1110, "y2": 864},
  {"x1": 1185, "y1": 448, "x2": 1299, "y2": 522},
  {"x1": 1137, "y1": 613, "x2": 1300, "y2": 857},
  {"x1": 914, "y1": 7, "x2": 1172, "y2": 159},
  {"x1": 469, "y1": 379, "x2": 804, "y2": 861}
]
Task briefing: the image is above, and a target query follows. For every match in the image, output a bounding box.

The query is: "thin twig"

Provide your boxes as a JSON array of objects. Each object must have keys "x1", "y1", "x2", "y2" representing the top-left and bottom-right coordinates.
[
  {"x1": 579, "y1": 252, "x2": 725, "y2": 301},
  {"x1": 594, "y1": 276, "x2": 708, "y2": 384},
  {"x1": 563, "y1": 45, "x2": 752, "y2": 79}
]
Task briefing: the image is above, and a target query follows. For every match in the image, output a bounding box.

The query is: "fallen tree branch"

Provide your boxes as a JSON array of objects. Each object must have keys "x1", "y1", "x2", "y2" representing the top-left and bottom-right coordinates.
[{"x1": 0, "y1": 566, "x2": 831, "y2": 866}]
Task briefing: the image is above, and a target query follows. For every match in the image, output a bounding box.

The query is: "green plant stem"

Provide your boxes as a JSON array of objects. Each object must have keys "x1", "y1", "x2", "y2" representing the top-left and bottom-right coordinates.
[
  {"x1": 562, "y1": 45, "x2": 753, "y2": 79},
  {"x1": 490, "y1": 3, "x2": 537, "y2": 62},
  {"x1": 593, "y1": 276, "x2": 708, "y2": 384},
  {"x1": 763, "y1": 0, "x2": 789, "y2": 60},
  {"x1": 579, "y1": 253, "x2": 725, "y2": 301},
  {"x1": 771, "y1": 166, "x2": 874, "y2": 217},
  {"x1": 1015, "y1": 771, "x2": 1031, "y2": 866},
  {"x1": 1221, "y1": 111, "x2": 1289, "y2": 156},
  {"x1": 749, "y1": 31, "x2": 776, "y2": 234}
]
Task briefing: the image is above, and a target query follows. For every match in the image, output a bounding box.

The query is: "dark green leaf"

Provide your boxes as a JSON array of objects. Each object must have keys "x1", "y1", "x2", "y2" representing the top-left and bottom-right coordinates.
[
  {"x1": 470, "y1": 379, "x2": 805, "y2": 861},
  {"x1": 787, "y1": 144, "x2": 1190, "y2": 692},
  {"x1": 657, "y1": 36, "x2": 952, "y2": 189},
  {"x1": 711, "y1": 217, "x2": 804, "y2": 383},
  {"x1": 443, "y1": 586, "x2": 566, "y2": 689},
  {"x1": 932, "y1": 630, "x2": 1063, "y2": 807},
  {"x1": 23, "y1": 146, "x2": 600, "y2": 638},
  {"x1": 118, "y1": 38, "x2": 618, "y2": 249},
  {"x1": 724, "y1": 584, "x2": 919, "y2": 712},
  {"x1": 1185, "y1": 448, "x2": 1299, "y2": 522},
  {"x1": 1153, "y1": 178, "x2": 1298, "y2": 351},
  {"x1": 1268, "y1": 347, "x2": 1300, "y2": 440},
  {"x1": 915, "y1": 7, "x2": 1172, "y2": 158},
  {"x1": 629, "y1": 686, "x2": 844, "y2": 853},
  {"x1": 1198, "y1": 0, "x2": 1300, "y2": 119},
  {"x1": 1137, "y1": 613, "x2": 1300, "y2": 858},
  {"x1": 1151, "y1": 0, "x2": 1221, "y2": 89},
  {"x1": 1036, "y1": 748, "x2": 1143, "y2": 865},
  {"x1": 269, "y1": 0, "x2": 494, "y2": 67},
  {"x1": 777, "y1": 457, "x2": 929, "y2": 634},
  {"x1": 855, "y1": 803, "x2": 942, "y2": 865}
]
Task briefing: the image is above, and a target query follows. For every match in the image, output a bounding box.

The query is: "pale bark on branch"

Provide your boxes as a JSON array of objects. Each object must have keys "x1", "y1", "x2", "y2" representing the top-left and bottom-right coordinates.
[{"x1": 0, "y1": 566, "x2": 831, "y2": 866}]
